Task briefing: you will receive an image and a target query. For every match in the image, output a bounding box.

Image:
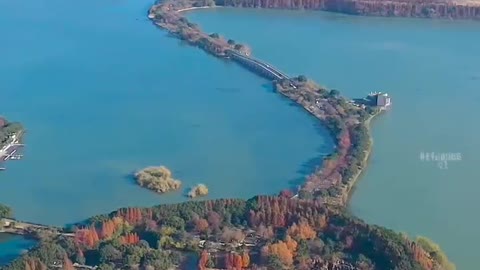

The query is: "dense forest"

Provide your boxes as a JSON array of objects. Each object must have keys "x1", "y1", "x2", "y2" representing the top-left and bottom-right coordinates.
[{"x1": 2, "y1": 195, "x2": 452, "y2": 270}]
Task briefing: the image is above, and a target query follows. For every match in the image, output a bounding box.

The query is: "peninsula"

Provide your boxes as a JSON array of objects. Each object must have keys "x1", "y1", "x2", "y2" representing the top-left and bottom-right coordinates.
[
  {"x1": 1, "y1": 196, "x2": 454, "y2": 270},
  {"x1": 149, "y1": 0, "x2": 384, "y2": 208},
  {"x1": 145, "y1": 0, "x2": 454, "y2": 268}
]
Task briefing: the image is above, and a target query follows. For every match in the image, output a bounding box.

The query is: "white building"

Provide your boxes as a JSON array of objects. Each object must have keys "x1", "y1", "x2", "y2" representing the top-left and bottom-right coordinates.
[{"x1": 376, "y1": 93, "x2": 391, "y2": 108}]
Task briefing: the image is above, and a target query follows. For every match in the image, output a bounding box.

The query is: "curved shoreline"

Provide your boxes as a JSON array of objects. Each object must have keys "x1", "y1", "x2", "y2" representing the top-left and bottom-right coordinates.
[
  {"x1": 150, "y1": 1, "x2": 386, "y2": 206},
  {"x1": 0, "y1": 3, "x2": 458, "y2": 269},
  {"x1": 174, "y1": 4, "x2": 377, "y2": 206},
  {"x1": 147, "y1": 3, "x2": 457, "y2": 268}
]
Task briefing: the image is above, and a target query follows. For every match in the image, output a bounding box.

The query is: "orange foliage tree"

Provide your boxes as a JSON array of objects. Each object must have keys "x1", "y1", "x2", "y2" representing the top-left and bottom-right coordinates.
[
  {"x1": 241, "y1": 252, "x2": 250, "y2": 268},
  {"x1": 120, "y1": 232, "x2": 140, "y2": 245},
  {"x1": 100, "y1": 219, "x2": 117, "y2": 239},
  {"x1": 74, "y1": 226, "x2": 100, "y2": 248},
  {"x1": 411, "y1": 242, "x2": 434, "y2": 270},
  {"x1": 285, "y1": 235, "x2": 298, "y2": 254},
  {"x1": 266, "y1": 240, "x2": 295, "y2": 266},
  {"x1": 287, "y1": 222, "x2": 316, "y2": 240},
  {"x1": 225, "y1": 253, "x2": 245, "y2": 270}
]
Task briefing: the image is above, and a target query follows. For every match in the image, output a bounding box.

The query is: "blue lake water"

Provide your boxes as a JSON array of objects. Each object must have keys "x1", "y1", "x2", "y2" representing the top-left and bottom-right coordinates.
[
  {"x1": 0, "y1": 233, "x2": 35, "y2": 266},
  {"x1": 1, "y1": 0, "x2": 479, "y2": 269},
  {"x1": 0, "y1": 0, "x2": 330, "y2": 227}
]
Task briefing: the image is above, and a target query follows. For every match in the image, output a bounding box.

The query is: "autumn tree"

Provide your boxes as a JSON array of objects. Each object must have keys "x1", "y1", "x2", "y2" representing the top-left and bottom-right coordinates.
[
  {"x1": 120, "y1": 232, "x2": 140, "y2": 245},
  {"x1": 100, "y1": 220, "x2": 116, "y2": 239},
  {"x1": 284, "y1": 235, "x2": 298, "y2": 254},
  {"x1": 198, "y1": 250, "x2": 209, "y2": 270},
  {"x1": 256, "y1": 224, "x2": 274, "y2": 240},
  {"x1": 25, "y1": 258, "x2": 47, "y2": 270},
  {"x1": 75, "y1": 227, "x2": 100, "y2": 248},
  {"x1": 207, "y1": 211, "x2": 222, "y2": 232},
  {"x1": 63, "y1": 255, "x2": 75, "y2": 270},
  {"x1": 267, "y1": 241, "x2": 294, "y2": 266},
  {"x1": 242, "y1": 252, "x2": 250, "y2": 268},
  {"x1": 287, "y1": 222, "x2": 316, "y2": 240},
  {"x1": 195, "y1": 218, "x2": 209, "y2": 234},
  {"x1": 225, "y1": 253, "x2": 234, "y2": 269},
  {"x1": 233, "y1": 254, "x2": 243, "y2": 270},
  {"x1": 124, "y1": 208, "x2": 142, "y2": 225},
  {"x1": 279, "y1": 189, "x2": 294, "y2": 198}
]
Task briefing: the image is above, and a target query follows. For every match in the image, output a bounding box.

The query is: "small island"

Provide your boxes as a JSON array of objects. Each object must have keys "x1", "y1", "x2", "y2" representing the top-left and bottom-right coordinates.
[
  {"x1": 134, "y1": 166, "x2": 182, "y2": 194},
  {"x1": 187, "y1": 184, "x2": 209, "y2": 198}
]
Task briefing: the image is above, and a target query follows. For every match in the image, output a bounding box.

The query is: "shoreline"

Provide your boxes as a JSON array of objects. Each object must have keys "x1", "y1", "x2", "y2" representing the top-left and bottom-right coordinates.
[
  {"x1": 0, "y1": 3, "x2": 458, "y2": 269},
  {"x1": 344, "y1": 111, "x2": 379, "y2": 204},
  {"x1": 219, "y1": 0, "x2": 480, "y2": 20},
  {"x1": 176, "y1": 6, "x2": 218, "y2": 13},
  {"x1": 273, "y1": 79, "x2": 382, "y2": 204},
  {"x1": 148, "y1": 0, "x2": 392, "y2": 207}
]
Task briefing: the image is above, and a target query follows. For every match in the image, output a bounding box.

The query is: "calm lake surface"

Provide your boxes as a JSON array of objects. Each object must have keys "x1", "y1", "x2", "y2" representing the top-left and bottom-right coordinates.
[
  {"x1": 188, "y1": 8, "x2": 480, "y2": 270},
  {"x1": 0, "y1": 0, "x2": 330, "y2": 226},
  {"x1": 0, "y1": 0, "x2": 478, "y2": 268},
  {"x1": 0, "y1": 233, "x2": 35, "y2": 266}
]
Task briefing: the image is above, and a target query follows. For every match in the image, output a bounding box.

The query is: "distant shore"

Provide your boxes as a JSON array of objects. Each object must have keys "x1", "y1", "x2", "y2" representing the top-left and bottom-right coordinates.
[{"x1": 176, "y1": 6, "x2": 216, "y2": 13}]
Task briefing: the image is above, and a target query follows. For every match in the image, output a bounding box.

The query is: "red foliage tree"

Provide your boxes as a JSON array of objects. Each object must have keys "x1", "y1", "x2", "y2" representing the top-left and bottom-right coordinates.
[
  {"x1": 100, "y1": 220, "x2": 117, "y2": 239},
  {"x1": 287, "y1": 222, "x2": 316, "y2": 240},
  {"x1": 225, "y1": 253, "x2": 235, "y2": 270},
  {"x1": 74, "y1": 226, "x2": 100, "y2": 248},
  {"x1": 121, "y1": 232, "x2": 140, "y2": 245},
  {"x1": 233, "y1": 254, "x2": 243, "y2": 270},
  {"x1": 119, "y1": 207, "x2": 143, "y2": 225},
  {"x1": 198, "y1": 250, "x2": 209, "y2": 270}
]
